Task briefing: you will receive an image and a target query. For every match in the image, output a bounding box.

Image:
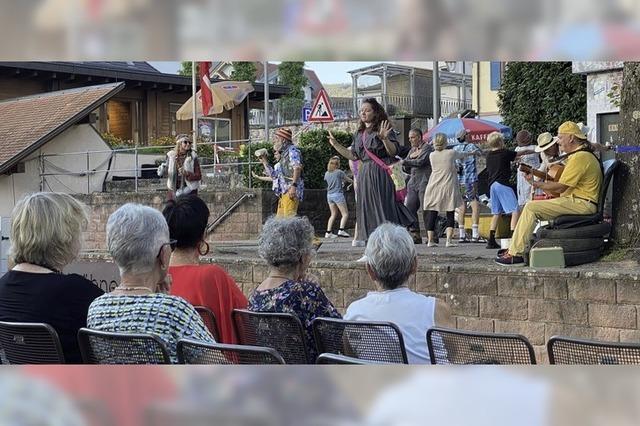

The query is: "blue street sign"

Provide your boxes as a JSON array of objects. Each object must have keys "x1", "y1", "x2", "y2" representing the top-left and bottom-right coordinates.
[{"x1": 302, "y1": 106, "x2": 311, "y2": 123}]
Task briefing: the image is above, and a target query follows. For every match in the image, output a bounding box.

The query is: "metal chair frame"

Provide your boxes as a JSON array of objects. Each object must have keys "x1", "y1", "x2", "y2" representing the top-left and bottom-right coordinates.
[
  {"x1": 548, "y1": 335, "x2": 640, "y2": 365},
  {"x1": 78, "y1": 328, "x2": 171, "y2": 364},
  {"x1": 312, "y1": 317, "x2": 409, "y2": 364},
  {"x1": 0, "y1": 321, "x2": 65, "y2": 364},
  {"x1": 426, "y1": 327, "x2": 537, "y2": 365},
  {"x1": 232, "y1": 309, "x2": 311, "y2": 364},
  {"x1": 177, "y1": 338, "x2": 285, "y2": 364}
]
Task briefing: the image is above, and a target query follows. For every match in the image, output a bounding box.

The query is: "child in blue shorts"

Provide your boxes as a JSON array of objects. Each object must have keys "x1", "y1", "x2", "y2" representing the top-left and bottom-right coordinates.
[
  {"x1": 484, "y1": 132, "x2": 536, "y2": 249},
  {"x1": 324, "y1": 156, "x2": 353, "y2": 238}
]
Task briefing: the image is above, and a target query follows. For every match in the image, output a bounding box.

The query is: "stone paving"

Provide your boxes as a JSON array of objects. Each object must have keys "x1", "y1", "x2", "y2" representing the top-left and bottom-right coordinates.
[{"x1": 212, "y1": 237, "x2": 640, "y2": 275}]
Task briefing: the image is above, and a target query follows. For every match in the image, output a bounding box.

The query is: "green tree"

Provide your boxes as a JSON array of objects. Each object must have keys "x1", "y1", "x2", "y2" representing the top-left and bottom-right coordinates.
[
  {"x1": 612, "y1": 62, "x2": 640, "y2": 247},
  {"x1": 277, "y1": 62, "x2": 308, "y2": 122},
  {"x1": 498, "y1": 62, "x2": 587, "y2": 138},
  {"x1": 178, "y1": 61, "x2": 201, "y2": 77},
  {"x1": 230, "y1": 62, "x2": 257, "y2": 81}
]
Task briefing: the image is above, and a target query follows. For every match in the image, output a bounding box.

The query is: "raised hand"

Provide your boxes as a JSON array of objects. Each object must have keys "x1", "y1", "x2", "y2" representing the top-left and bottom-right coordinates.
[
  {"x1": 328, "y1": 130, "x2": 337, "y2": 145},
  {"x1": 379, "y1": 120, "x2": 391, "y2": 140}
]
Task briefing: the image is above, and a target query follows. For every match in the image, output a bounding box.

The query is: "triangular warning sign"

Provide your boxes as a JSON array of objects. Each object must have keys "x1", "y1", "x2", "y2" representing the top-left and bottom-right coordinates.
[{"x1": 309, "y1": 88, "x2": 334, "y2": 122}]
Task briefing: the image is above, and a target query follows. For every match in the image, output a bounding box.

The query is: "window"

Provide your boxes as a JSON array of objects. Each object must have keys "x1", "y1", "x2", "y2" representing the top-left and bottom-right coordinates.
[
  {"x1": 490, "y1": 62, "x2": 504, "y2": 91},
  {"x1": 169, "y1": 103, "x2": 182, "y2": 137},
  {"x1": 105, "y1": 99, "x2": 143, "y2": 144},
  {"x1": 197, "y1": 117, "x2": 232, "y2": 148}
]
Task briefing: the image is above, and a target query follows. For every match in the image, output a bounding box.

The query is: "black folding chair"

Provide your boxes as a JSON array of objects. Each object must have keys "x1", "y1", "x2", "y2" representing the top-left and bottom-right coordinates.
[
  {"x1": 232, "y1": 309, "x2": 311, "y2": 364},
  {"x1": 78, "y1": 328, "x2": 171, "y2": 364},
  {"x1": 426, "y1": 327, "x2": 537, "y2": 365},
  {"x1": 316, "y1": 353, "x2": 378, "y2": 365},
  {"x1": 0, "y1": 321, "x2": 65, "y2": 364},
  {"x1": 312, "y1": 317, "x2": 408, "y2": 364},
  {"x1": 548, "y1": 336, "x2": 640, "y2": 365},
  {"x1": 194, "y1": 306, "x2": 220, "y2": 342},
  {"x1": 177, "y1": 339, "x2": 285, "y2": 364}
]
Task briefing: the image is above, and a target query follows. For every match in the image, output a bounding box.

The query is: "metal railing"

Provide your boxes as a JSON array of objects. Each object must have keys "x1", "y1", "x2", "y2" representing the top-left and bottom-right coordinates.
[
  {"x1": 38, "y1": 138, "x2": 259, "y2": 194},
  {"x1": 249, "y1": 95, "x2": 472, "y2": 127}
]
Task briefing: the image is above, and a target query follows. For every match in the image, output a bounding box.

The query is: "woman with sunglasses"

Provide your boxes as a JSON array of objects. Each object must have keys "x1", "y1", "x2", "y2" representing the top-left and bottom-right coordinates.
[
  {"x1": 87, "y1": 203, "x2": 214, "y2": 363},
  {"x1": 157, "y1": 134, "x2": 202, "y2": 200}
]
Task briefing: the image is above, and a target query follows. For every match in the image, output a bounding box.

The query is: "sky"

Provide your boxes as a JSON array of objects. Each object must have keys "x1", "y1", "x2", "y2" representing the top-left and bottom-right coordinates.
[{"x1": 149, "y1": 61, "x2": 378, "y2": 84}]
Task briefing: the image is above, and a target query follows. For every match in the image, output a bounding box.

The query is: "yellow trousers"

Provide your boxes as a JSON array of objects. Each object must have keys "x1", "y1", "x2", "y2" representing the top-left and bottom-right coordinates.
[
  {"x1": 276, "y1": 195, "x2": 299, "y2": 217},
  {"x1": 509, "y1": 196, "x2": 597, "y2": 256}
]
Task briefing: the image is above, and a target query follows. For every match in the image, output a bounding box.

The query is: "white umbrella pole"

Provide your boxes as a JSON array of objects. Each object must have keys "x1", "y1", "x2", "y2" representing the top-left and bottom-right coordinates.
[{"x1": 192, "y1": 61, "x2": 197, "y2": 151}]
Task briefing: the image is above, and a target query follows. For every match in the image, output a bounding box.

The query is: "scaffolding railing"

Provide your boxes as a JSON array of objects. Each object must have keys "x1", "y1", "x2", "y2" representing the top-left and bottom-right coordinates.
[{"x1": 38, "y1": 138, "x2": 258, "y2": 194}]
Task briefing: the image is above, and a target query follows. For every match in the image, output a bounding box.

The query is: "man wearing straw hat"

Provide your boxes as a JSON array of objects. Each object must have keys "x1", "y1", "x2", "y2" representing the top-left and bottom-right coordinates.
[
  {"x1": 496, "y1": 121, "x2": 602, "y2": 266},
  {"x1": 258, "y1": 127, "x2": 304, "y2": 217}
]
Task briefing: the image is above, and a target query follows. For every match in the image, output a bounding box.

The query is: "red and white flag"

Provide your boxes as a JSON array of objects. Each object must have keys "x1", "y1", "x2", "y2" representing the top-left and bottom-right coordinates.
[{"x1": 198, "y1": 61, "x2": 213, "y2": 116}]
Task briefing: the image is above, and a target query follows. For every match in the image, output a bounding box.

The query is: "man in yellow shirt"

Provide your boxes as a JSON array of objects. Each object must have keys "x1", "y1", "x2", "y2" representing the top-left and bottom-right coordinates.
[{"x1": 496, "y1": 121, "x2": 603, "y2": 266}]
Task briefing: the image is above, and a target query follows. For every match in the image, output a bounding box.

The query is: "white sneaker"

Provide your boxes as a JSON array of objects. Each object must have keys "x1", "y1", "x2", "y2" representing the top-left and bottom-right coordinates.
[
  {"x1": 427, "y1": 242, "x2": 438, "y2": 247},
  {"x1": 446, "y1": 240, "x2": 458, "y2": 248},
  {"x1": 324, "y1": 232, "x2": 338, "y2": 239},
  {"x1": 337, "y1": 230, "x2": 350, "y2": 238},
  {"x1": 356, "y1": 255, "x2": 368, "y2": 262},
  {"x1": 352, "y1": 240, "x2": 365, "y2": 247}
]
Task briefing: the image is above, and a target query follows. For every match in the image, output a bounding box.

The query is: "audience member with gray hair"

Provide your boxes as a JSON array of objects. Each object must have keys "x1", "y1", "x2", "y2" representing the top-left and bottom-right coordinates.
[
  {"x1": 344, "y1": 223, "x2": 454, "y2": 364},
  {"x1": 87, "y1": 203, "x2": 214, "y2": 363},
  {"x1": 249, "y1": 216, "x2": 341, "y2": 361},
  {"x1": 0, "y1": 192, "x2": 104, "y2": 363}
]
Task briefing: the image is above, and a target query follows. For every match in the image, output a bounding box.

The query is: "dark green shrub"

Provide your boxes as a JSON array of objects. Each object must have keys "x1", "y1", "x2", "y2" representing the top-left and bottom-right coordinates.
[
  {"x1": 298, "y1": 129, "x2": 352, "y2": 189},
  {"x1": 238, "y1": 129, "x2": 353, "y2": 189}
]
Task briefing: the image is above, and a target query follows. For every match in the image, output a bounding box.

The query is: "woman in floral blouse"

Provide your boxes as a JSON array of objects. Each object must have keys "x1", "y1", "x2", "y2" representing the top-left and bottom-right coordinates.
[{"x1": 248, "y1": 216, "x2": 341, "y2": 360}]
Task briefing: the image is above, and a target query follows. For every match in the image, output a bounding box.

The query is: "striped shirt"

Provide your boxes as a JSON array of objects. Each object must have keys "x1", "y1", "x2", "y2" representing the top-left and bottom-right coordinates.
[{"x1": 87, "y1": 293, "x2": 215, "y2": 363}]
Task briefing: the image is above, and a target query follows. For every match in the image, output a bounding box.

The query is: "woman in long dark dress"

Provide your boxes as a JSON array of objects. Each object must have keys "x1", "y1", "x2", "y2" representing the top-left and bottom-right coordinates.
[{"x1": 328, "y1": 98, "x2": 414, "y2": 250}]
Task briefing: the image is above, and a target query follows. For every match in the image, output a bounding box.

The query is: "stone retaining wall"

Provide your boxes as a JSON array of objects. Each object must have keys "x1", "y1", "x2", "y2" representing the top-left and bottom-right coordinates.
[
  {"x1": 76, "y1": 190, "x2": 265, "y2": 250},
  {"x1": 213, "y1": 256, "x2": 640, "y2": 364},
  {"x1": 76, "y1": 189, "x2": 356, "y2": 250}
]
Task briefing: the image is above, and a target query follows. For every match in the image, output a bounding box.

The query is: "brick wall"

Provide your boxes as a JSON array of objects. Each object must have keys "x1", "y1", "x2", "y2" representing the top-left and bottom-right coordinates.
[
  {"x1": 212, "y1": 256, "x2": 640, "y2": 364},
  {"x1": 76, "y1": 189, "x2": 266, "y2": 250},
  {"x1": 77, "y1": 188, "x2": 355, "y2": 250}
]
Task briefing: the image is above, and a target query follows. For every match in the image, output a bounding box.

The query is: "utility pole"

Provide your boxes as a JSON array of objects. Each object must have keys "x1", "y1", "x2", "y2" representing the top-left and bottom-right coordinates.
[
  {"x1": 432, "y1": 61, "x2": 441, "y2": 124},
  {"x1": 264, "y1": 61, "x2": 269, "y2": 142}
]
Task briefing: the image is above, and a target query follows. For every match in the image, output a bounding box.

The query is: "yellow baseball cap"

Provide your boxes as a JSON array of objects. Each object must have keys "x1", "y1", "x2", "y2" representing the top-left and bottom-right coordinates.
[{"x1": 558, "y1": 121, "x2": 587, "y2": 140}]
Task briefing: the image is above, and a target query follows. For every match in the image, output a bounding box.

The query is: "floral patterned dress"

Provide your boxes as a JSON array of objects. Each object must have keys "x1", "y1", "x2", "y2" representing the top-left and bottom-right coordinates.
[{"x1": 248, "y1": 280, "x2": 341, "y2": 360}]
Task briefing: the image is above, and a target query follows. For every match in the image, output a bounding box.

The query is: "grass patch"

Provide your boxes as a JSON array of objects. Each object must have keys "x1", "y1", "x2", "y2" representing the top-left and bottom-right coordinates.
[{"x1": 601, "y1": 246, "x2": 631, "y2": 262}]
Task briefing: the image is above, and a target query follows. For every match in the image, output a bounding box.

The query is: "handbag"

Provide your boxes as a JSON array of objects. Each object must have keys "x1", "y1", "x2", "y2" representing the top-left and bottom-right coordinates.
[{"x1": 361, "y1": 133, "x2": 407, "y2": 203}]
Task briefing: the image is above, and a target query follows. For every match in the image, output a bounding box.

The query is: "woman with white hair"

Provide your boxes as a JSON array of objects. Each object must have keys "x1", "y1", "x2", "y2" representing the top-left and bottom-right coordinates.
[
  {"x1": 423, "y1": 133, "x2": 480, "y2": 247},
  {"x1": 87, "y1": 203, "x2": 214, "y2": 363},
  {"x1": 249, "y1": 216, "x2": 341, "y2": 360},
  {"x1": 0, "y1": 192, "x2": 104, "y2": 363},
  {"x1": 344, "y1": 223, "x2": 454, "y2": 364}
]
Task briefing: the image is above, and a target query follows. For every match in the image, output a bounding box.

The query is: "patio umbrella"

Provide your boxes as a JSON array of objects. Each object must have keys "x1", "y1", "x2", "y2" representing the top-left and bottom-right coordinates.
[
  {"x1": 423, "y1": 118, "x2": 512, "y2": 144},
  {"x1": 176, "y1": 81, "x2": 254, "y2": 120}
]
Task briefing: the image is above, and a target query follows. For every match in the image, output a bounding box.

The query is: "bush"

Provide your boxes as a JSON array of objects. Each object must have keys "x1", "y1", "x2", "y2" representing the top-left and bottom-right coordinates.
[
  {"x1": 239, "y1": 141, "x2": 278, "y2": 189},
  {"x1": 298, "y1": 129, "x2": 352, "y2": 189},
  {"x1": 239, "y1": 129, "x2": 353, "y2": 190},
  {"x1": 498, "y1": 62, "x2": 587, "y2": 137}
]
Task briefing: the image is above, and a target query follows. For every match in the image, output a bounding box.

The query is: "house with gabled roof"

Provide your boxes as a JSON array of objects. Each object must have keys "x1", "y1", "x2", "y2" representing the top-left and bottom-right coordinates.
[{"x1": 0, "y1": 83, "x2": 124, "y2": 216}]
